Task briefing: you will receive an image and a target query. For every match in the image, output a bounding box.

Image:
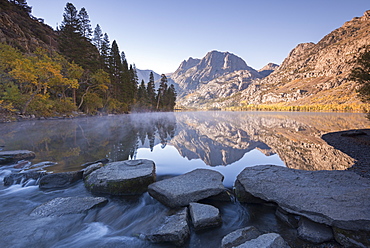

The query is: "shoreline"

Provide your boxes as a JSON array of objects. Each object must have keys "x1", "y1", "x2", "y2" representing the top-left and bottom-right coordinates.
[{"x1": 322, "y1": 129, "x2": 370, "y2": 178}]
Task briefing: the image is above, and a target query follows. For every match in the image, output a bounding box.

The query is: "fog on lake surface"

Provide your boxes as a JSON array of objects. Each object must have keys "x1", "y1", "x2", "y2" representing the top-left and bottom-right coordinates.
[{"x1": 1, "y1": 111, "x2": 369, "y2": 187}]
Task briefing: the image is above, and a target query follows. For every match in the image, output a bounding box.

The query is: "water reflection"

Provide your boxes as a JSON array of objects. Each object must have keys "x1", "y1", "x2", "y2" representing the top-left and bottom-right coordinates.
[{"x1": 0, "y1": 111, "x2": 369, "y2": 174}]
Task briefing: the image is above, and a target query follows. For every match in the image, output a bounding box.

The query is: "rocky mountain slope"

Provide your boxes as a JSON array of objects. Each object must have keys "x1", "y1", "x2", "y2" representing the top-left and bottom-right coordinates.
[
  {"x1": 0, "y1": 1, "x2": 58, "y2": 52},
  {"x1": 171, "y1": 50, "x2": 261, "y2": 96},
  {"x1": 177, "y1": 10, "x2": 370, "y2": 110}
]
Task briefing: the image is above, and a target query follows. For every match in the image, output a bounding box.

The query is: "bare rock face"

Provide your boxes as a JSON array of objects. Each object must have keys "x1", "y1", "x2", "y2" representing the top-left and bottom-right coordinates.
[
  {"x1": 148, "y1": 169, "x2": 226, "y2": 208},
  {"x1": 171, "y1": 50, "x2": 260, "y2": 95},
  {"x1": 84, "y1": 159, "x2": 155, "y2": 195}
]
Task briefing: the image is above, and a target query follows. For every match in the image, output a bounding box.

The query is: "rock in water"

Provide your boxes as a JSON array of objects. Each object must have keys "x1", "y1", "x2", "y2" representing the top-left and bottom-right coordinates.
[
  {"x1": 30, "y1": 196, "x2": 108, "y2": 217},
  {"x1": 189, "y1": 203, "x2": 222, "y2": 231},
  {"x1": 148, "y1": 169, "x2": 226, "y2": 208},
  {"x1": 39, "y1": 171, "x2": 83, "y2": 189},
  {"x1": 235, "y1": 165, "x2": 370, "y2": 232},
  {"x1": 221, "y1": 226, "x2": 262, "y2": 248},
  {"x1": 4, "y1": 171, "x2": 47, "y2": 186},
  {"x1": 84, "y1": 159, "x2": 155, "y2": 195},
  {"x1": 235, "y1": 233, "x2": 290, "y2": 248},
  {"x1": 0, "y1": 150, "x2": 35, "y2": 164},
  {"x1": 145, "y1": 207, "x2": 190, "y2": 246}
]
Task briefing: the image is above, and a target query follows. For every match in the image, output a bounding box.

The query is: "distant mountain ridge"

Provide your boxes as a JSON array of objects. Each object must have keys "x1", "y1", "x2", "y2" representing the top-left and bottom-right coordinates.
[
  {"x1": 170, "y1": 50, "x2": 261, "y2": 96},
  {"x1": 175, "y1": 10, "x2": 370, "y2": 110}
]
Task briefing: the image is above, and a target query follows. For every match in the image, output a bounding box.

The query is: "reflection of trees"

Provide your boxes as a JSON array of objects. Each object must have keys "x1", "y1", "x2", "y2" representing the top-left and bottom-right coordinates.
[{"x1": 0, "y1": 113, "x2": 177, "y2": 172}]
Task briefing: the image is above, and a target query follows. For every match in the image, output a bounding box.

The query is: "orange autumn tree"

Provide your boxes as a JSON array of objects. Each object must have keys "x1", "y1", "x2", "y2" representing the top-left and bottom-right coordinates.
[{"x1": 9, "y1": 48, "x2": 82, "y2": 115}]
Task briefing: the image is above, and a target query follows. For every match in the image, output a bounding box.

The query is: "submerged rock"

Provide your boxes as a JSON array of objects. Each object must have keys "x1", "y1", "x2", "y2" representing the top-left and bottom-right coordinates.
[
  {"x1": 189, "y1": 203, "x2": 222, "y2": 231},
  {"x1": 0, "y1": 150, "x2": 35, "y2": 164},
  {"x1": 39, "y1": 171, "x2": 83, "y2": 189},
  {"x1": 221, "y1": 226, "x2": 262, "y2": 248},
  {"x1": 235, "y1": 165, "x2": 370, "y2": 232},
  {"x1": 3, "y1": 171, "x2": 48, "y2": 186},
  {"x1": 84, "y1": 159, "x2": 155, "y2": 195},
  {"x1": 30, "y1": 196, "x2": 108, "y2": 217},
  {"x1": 148, "y1": 169, "x2": 226, "y2": 208},
  {"x1": 145, "y1": 207, "x2": 189, "y2": 246},
  {"x1": 235, "y1": 233, "x2": 290, "y2": 248}
]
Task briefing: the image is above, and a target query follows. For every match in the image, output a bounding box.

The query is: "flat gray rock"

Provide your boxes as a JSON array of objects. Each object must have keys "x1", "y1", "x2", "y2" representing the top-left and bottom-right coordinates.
[
  {"x1": 84, "y1": 159, "x2": 155, "y2": 195},
  {"x1": 235, "y1": 165, "x2": 370, "y2": 231},
  {"x1": 297, "y1": 217, "x2": 333, "y2": 243},
  {"x1": 30, "y1": 196, "x2": 108, "y2": 217},
  {"x1": 189, "y1": 203, "x2": 222, "y2": 231},
  {"x1": 39, "y1": 171, "x2": 83, "y2": 189},
  {"x1": 148, "y1": 169, "x2": 225, "y2": 208},
  {"x1": 0, "y1": 150, "x2": 35, "y2": 164},
  {"x1": 145, "y1": 207, "x2": 189, "y2": 246},
  {"x1": 221, "y1": 226, "x2": 262, "y2": 248},
  {"x1": 235, "y1": 233, "x2": 290, "y2": 248}
]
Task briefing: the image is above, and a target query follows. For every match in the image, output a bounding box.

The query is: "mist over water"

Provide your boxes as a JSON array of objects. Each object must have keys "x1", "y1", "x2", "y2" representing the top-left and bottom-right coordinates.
[{"x1": 0, "y1": 111, "x2": 369, "y2": 247}]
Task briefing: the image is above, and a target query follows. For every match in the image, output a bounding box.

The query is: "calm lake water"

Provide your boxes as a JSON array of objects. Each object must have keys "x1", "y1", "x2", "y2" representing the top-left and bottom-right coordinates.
[{"x1": 0, "y1": 111, "x2": 369, "y2": 247}]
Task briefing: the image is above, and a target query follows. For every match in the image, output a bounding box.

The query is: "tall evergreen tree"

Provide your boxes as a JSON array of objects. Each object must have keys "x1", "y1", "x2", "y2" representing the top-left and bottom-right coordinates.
[
  {"x1": 60, "y1": 2, "x2": 80, "y2": 32},
  {"x1": 78, "y1": 7, "x2": 92, "y2": 39},
  {"x1": 128, "y1": 64, "x2": 138, "y2": 104},
  {"x1": 92, "y1": 24, "x2": 103, "y2": 51},
  {"x1": 156, "y1": 74, "x2": 168, "y2": 110},
  {"x1": 147, "y1": 71, "x2": 156, "y2": 109},
  {"x1": 100, "y1": 33, "x2": 110, "y2": 68}
]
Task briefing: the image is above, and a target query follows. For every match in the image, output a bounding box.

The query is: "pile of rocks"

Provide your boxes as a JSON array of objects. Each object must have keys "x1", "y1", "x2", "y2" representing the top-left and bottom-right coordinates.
[{"x1": 3, "y1": 149, "x2": 370, "y2": 247}]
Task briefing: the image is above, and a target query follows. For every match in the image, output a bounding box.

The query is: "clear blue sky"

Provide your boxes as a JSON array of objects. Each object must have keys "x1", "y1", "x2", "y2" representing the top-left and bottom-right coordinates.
[{"x1": 27, "y1": 0, "x2": 370, "y2": 74}]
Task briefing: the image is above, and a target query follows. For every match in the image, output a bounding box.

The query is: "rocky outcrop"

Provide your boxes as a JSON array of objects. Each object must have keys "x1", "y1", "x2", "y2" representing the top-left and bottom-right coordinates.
[
  {"x1": 189, "y1": 203, "x2": 222, "y2": 231},
  {"x1": 145, "y1": 207, "x2": 190, "y2": 246},
  {"x1": 148, "y1": 169, "x2": 226, "y2": 208},
  {"x1": 258, "y1": 63, "x2": 279, "y2": 77},
  {"x1": 235, "y1": 165, "x2": 370, "y2": 231},
  {"x1": 30, "y1": 196, "x2": 108, "y2": 217},
  {"x1": 0, "y1": 150, "x2": 35, "y2": 164},
  {"x1": 235, "y1": 165, "x2": 370, "y2": 247},
  {"x1": 84, "y1": 159, "x2": 155, "y2": 195},
  {"x1": 39, "y1": 171, "x2": 83, "y2": 189}
]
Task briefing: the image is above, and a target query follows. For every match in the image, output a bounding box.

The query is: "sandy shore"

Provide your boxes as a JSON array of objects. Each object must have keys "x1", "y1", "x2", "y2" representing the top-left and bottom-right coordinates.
[{"x1": 322, "y1": 129, "x2": 370, "y2": 178}]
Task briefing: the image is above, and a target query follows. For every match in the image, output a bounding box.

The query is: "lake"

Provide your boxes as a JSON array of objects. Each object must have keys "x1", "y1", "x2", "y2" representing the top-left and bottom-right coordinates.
[{"x1": 0, "y1": 111, "x2": 369, "y2": 247}]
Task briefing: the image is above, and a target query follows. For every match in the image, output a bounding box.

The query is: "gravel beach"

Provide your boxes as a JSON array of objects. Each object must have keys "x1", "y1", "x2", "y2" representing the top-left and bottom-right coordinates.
[{"x1": 322, "y1": 129, "x2": 370, "y2": 178}]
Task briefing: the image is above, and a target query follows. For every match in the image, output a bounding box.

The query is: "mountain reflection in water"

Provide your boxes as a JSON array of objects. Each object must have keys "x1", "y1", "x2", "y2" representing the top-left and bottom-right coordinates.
[{"x1": 1, "y1": 111, "x2": 369, "y2": 182}]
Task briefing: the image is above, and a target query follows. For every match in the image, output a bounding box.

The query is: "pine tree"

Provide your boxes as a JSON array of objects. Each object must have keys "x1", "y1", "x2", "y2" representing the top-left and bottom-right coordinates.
[
  {"x1": 146, "y1": 71, "x2": 156, "y2": 109},
  {"x1": 156, "y1": 74, "x2": 168, "y2": 110},
  {"x1": 92, "y1": 24, "x2": 103, "y2": 51},
  {"x1": 109, "y1": 40, "x2": 123, "y2": 100},
  {"x1": 100, "y1": 33, "x2": 110, "y2": 68},
  {"x1": 60, "y1": 2, "x2": 80, "y2": 32},
  {"x1": 128, "y1": 64, "x2": 138, "y2": 104},
  {"x1": 78, "y1": 7, "x2": 92, "y2": 39}
]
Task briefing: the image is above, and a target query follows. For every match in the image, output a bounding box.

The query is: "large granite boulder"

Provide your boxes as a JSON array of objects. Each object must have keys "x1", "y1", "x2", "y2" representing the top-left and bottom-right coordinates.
[
  {"x1": 235, "y1": 165, "x2": 370, "y2": 238},
  {"x1": 3, "y1": 171, "x2": 48, "y2": 186},
  {"x1": 39, "y1": 171, "x2": 83, "y2": 189},
  {"x1": 221, "y1": 226, "x2": 262, "y2": 248},
  {"x1": 189, "y1": 203, "x2": 222, "y2": 231},
  {"x1": 235, "y1": 233, "x2": 290, "y2": 248},
  {"x1": 30, "y1": 196, "x2": 108, "y2": 217},
  {"x1": 148, "y1": 169, "x2": 226, "y2": 208},
  {"x1": 145, "y1": 207, "x2": 190, "y2": 246},
  {"x1": 84, "y1": 159, "x2": 155, "y2": 195},
  {"x1": 0, "y1": 150, "x2": 35, "y2": 164}
]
